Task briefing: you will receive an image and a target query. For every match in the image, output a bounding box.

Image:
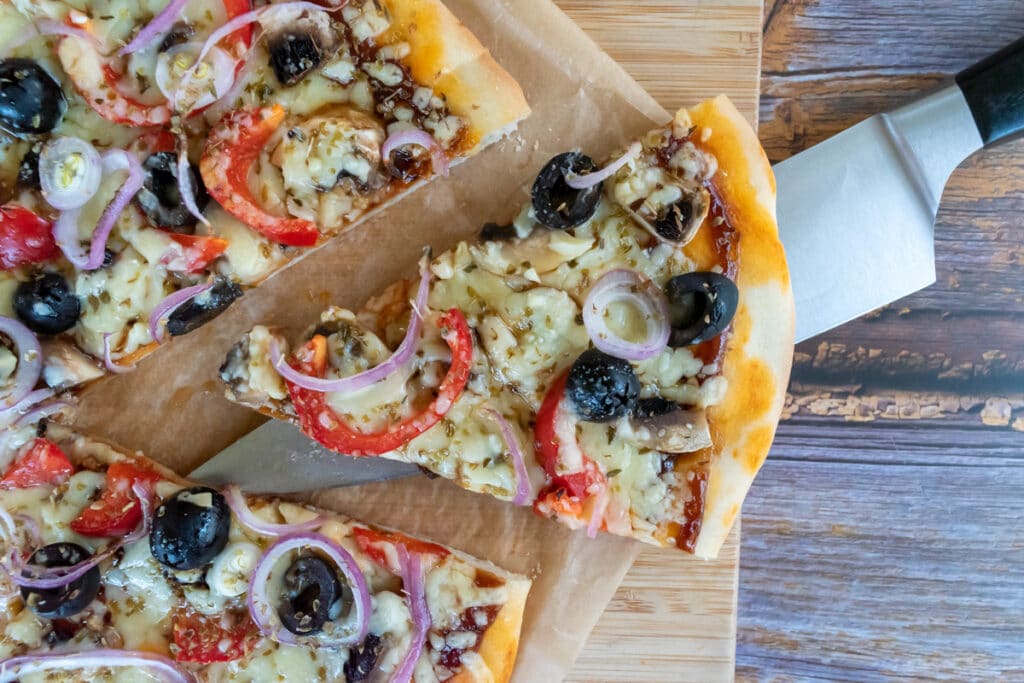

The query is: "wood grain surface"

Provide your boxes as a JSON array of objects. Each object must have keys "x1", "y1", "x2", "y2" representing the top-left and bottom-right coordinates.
[{"x1": 741, "y1": 1, "x2": 1024, "y2": 681}]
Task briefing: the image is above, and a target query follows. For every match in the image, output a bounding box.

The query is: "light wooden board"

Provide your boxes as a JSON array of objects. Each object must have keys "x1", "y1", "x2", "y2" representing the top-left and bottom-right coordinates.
[{"x1": 554, "y1": 1, "x2": 765, "y2": 680}]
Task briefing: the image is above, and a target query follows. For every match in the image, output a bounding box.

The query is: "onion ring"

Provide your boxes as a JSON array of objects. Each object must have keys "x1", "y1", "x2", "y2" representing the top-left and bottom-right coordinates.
[
  {"x1": 391, "y1": 545, "x2": 430, "y2": 683},
  {"x1": 39, "y1": 137, "x2": 103, "y2": 211},
  {"x1": 103, "y1": 333, "x2": 134, "y2": 374},
  {"x1": 482, "y1": 409, "x2": 532, "y2": 505},
  {"x1": 148, "y1": 281, "x2": 216, "y2": 343},
  {"x1": 582, "y1": 269, "x2": 671, "y2": 361},
  {"x1": 223, "y1": 485, "x2": 325, "y2": 537},
  {"x1": 381, "y1": 129, "x2": 450, "y2": 177},
  {"x1": 0, "y1": 317, "x2": 42, "y2": 411},
  {"x1": 0, "y1": 649, "x2": 193, "y2": 683}
]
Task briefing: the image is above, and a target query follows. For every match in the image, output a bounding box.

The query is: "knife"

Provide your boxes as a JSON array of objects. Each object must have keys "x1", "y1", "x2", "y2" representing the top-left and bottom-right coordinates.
[{"x1": 191, "y1": 37, "x2": 1024, "y2": 493}]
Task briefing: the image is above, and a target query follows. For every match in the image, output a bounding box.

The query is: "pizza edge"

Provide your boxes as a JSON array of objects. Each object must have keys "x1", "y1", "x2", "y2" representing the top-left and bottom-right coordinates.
[
  {"x1": 37, "y1": 425, "x2": 532, "y2": 683},
  {"x1": 688, "y1": 95, "x2": 795, "y2": 559}
]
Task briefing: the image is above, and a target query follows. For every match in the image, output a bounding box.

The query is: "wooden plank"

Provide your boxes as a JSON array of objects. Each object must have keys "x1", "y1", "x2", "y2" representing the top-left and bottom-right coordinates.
[{"x1": 556, "y1": 0, "x2": 765, "y2": 680}]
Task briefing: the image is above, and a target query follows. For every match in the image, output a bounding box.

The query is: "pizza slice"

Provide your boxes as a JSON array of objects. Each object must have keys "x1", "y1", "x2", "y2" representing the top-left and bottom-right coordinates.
[
  {"x1": 0, "y1": 422, "x2": 530, "y2": 682},
  {"x1": 0, "y1": 0, "x2": 528, "y2": 422},
  {"x1": 220, "y1": 95, "x2": 795, "y2": 558}
]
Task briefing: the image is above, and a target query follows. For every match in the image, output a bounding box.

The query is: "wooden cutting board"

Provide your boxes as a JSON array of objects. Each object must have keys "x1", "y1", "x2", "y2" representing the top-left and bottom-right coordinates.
[{"x1": 555, "y1": 1, "x2": 764, "y2": 680}]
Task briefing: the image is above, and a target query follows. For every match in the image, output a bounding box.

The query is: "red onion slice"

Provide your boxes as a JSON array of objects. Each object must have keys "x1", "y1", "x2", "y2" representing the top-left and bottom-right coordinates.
[
  {"x1": 224, "y1": 485, "x2": 325, "y2": 537},
  {"x1": 119, "y1": 0, "x2": 191, "y2": 55},
  {"x1": 123, "y1": 482, "x2": 154, "y2": 545},
  {"x1": 1, "y1": 388, "x2": 55, "y2": 421},
  {"x1": 391, "y1": 545, "x2": 430, "y2": 683},
  {"x1": 0, "y1": 649, "x2": 193, "y2": 683},
  {"x1": 583, "y1": 269, "x2": 671, "y2": 361},
  {"x1": 52, "y1": 150, "x2": 144, "y2": 271},
  {"x1": 382, "y1": 129, "x2": 450, "y2": 177},
  {"x1": 102, "y1": 333, "x2": 135, "y2": 374},
  {"x1": 586, "y1": 487, "x2": 609, "y2": 539},
  {"x1": 176, "y1": 132, "x2": 209, "y2": 226},
  {"x1": 247, "y1": 532, "x2": 371, "y2": 647},
  {"x1": 0, "y1": 317, "x2": 42, "y2": 411},
  {"x1": 271, "y1": 256, "x2": 431, "y2": 393},
  {"x1": 148, "y1": 281, "x2": 216, "y2": 343},
  {"x1": 564, "y1": 142, "x2": 642, "y2": 190},
  {"x1": 158, "y1": 44, "x2": 237, "y2": 112},
  {"x1": 12, "y1": 400, "x2": 72, "y2": 429},
  {"x1": 39, "y1": 137, "x2": 103, "y2": 211},
  {"x1": 482, "y1": 409, "x2": 532, "y2": 505}
]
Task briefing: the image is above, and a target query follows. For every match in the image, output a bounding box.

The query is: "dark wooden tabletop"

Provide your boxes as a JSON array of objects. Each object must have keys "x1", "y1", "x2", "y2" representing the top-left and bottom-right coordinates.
[{"x1": 739, "y1": 1, "x2": 1024, "y2": 680}]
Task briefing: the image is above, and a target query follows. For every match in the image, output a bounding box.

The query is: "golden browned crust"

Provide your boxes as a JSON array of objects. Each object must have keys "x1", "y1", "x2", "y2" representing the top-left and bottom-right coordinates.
[
  {"x1": 682, "y1": 96, "x2": 795, "y2": 559},
  {"x1": 378, "y1": 0, "x2": 531, "y2": 149},
  {"x1": 449, "y1": 577, "x2": 531, "y2": 683}
]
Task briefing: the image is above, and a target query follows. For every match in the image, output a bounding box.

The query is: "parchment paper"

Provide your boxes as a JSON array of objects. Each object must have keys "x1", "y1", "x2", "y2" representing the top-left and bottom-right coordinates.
[{"x1": 74, "y1": 1, "x2": 675, "y2": 678}]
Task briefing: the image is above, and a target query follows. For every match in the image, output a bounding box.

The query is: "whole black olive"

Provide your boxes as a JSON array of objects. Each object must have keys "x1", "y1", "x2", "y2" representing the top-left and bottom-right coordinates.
[
  {"x1": 135, "y1": 152, "x2": 209, "y2": 231},
  {"x1": 20, "y1": 543, "x2": 100, "y2": 619},
  {"x1": 150, "y1": 487, "x2": 231, "y2": 570},
  {"x1": 17, "y1": 147, "x2": 40, "y2": 190},
  {"x1": 566, "y1": 348, "x2": 640, "y2": 422},
  {"x1": 0, "y1": 59, "x2": 66, "y2": 136},
  {"x1": 14, "y1": 273, "x2": 81, "y2": 335},
  {"x1": 478, "y1": 222, "x2": 517, "y2": 242},
  {"x1": 268, "y1": 32, "x2": 325, "y2": 86},
  {"x1": 531, "y1": 152, "x2": 603, "y2": 230},
  {"x1": 664, "y1": 272, "x2": 739, "y2": 347},
  {"x1": 344, "y1": 633, "x2": 383, "y2": 681},
  {"x1": 166, "y1": 279, "x2": 243, "y2": 337},
  {"x1": 653, "y1": 200, "x2": 693, "y2": 242},
  {"x1": 158, "y1": 23, "x2": 194, "y2": 52},
  {"x1": 633, "y1": 397, "x2": 679, "y2": 418},
  {"x1": 278, "y1": 555, "x2": 345, "y2": 636}
]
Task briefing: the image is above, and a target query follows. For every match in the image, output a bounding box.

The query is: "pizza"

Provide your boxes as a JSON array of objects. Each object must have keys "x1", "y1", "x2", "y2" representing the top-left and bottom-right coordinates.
[
  {"x1": 220, "y1": 95, "x2": 795, "y2": 558},
  {"x1": 0, "y1": 0, "x2": 528, "y2": 424},
  {"x1": 0, "y1": 422, "x2": 531, "y2": 681}
]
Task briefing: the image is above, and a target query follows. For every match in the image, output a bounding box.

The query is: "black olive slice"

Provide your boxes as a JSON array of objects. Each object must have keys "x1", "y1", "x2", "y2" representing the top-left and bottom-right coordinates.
[
  {"x1": 0, "y1": 59, "x2": 66, "y2": 136},
  {"x1": 20, "y1": 543, "x2": 100, "y2": 619},
  {"x1": 135, "y1": 152, "x2": 209, "y2": 231},
  {"x1": 278, "y1": 555, "x2": 346, "y2": 636},
  {"x1": 150, "y1": 487, "x2": 231, "y2": 570},
  {"x1": 14, "y1": 273, "x2": 81, "y2": 335},
  {"x1": 344, "y1": 633, "x2": 383, "y2": 681},
  {"x1": 17, "y1": 147, "x2": 41, "y2": 190},
  {"x1": 531, "y1": 152, "x2": 603, "y2": 230},
  {"x1": 478, "y1": 222, "x2": 517, "y2": 242},
  {"x1": 166, "y1": 280, "x2": 243, "y2": 337},
  {"x1": 566, "y1": 348, "x2": 640, "y2": 422},
  {"x1": 664, "y1": 272, "x2": 739, "y2": 347},
  {"x1": 633, "y1": 397, "x2": 679, "y2": 419},
  {"x1": 269, "y1": 32, "x2": 326, "y2": 86},
  {"x1": 158, "y1": 23, "x2": 194, "y2": 52}
]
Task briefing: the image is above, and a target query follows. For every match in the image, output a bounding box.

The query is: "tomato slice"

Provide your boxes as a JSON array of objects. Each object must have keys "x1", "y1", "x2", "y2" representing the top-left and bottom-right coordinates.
[
  {"x1": 172, "y1": 608, "x2": 259, "y2": 663},
  {"x1": 69, "y1": 461, "x2": 161, "y2": 537},
  {"x1": 165, "y1": 234, "x2": 229, "y2": 273},
  {"x1": 352, "y1": 527, "x2": 449, "y2": 572},
  {"x1": 1, "y1": 439, "x2": 74, "y2": 489},
  {"x1": 534, "y1": 372, "x2": 605, "y2": 499},
  {"x1": 287, "y1": 308, "x2": 474, "y2": 456},
  {"x1": 0, "y1": 205, "x2": 58, "y2": 271},
  {"x1": 200, "y1": 105, "x2": 320, "y2": 247}
]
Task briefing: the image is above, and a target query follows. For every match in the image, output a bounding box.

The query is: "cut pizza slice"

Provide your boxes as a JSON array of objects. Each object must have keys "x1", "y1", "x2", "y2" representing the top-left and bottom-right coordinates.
[
  {"x1": 220, "y1": 96, "x2": 795, "y2": 558},
  {"x1": 0, "y1": 423, "x2": 530, "y2": 682},
  {"x1": 0, "y1": 0, "x2": 528, "y2": 423}
]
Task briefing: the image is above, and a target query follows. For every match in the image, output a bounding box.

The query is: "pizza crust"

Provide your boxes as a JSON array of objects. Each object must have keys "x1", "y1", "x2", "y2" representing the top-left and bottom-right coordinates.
[{"x1": 683, "y1": 96, "x2": 795, "y2": 559}]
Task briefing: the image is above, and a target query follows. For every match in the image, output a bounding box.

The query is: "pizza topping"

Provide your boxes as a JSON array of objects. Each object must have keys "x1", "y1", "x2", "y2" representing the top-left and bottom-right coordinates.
[
  {"x1": 136, "y1": 152, "x2": 209, "y2": 231},
  {"x1": 13, "y1": 273, "x2": 80, "y2": 335},
  {"x1": 650, "y1": 188, "x2": 710, "y2": 244},
  {"x1": 481, "y1": 409, "x2": 533, "y2": 505},
  {"x1": 119, "y1": 0, "x2": 191, "y2": 55},
  {"x1": 0, "y1": 316, "x2": 42, "y2": 409},
  {"x1": 266, "y1": 8, "x2": 339, "y2": 86},
  {"x1": 38, "y1": 137, "x2": 103, "y2": 211},
  {"x1": 247, "y1": 532, "x2": 371, "y2": 647},
  {"x1": 156, "y1": 42, "x2": 237, "y2": 112},
  {"x1": 664, "y1": 272, "x2": 739, "y2": 347},
  {"x1": 392, "y1": 546, "x2": 430, "y2": 683},
  {"x1": 0, "y1": 59, "x2": 66, "y2": 136},
  {"x1": 534, "y1": 372, "x2": 606, "y2": 499},
  {"x1": 566, "y1": 349, "x2": 640, "y2": 423},
  {"x1": 147, "y1": 280, "x2": 216, "y2": 342},
  {"x1": 629, "y1": 400, "x2": 712, "y2": 454},
  {"x1": 531, "y1": 152, "x2": 604, "y2": 229},
  {"x1": 1, "y1": 438, "x2": 73, "y2": 488},
  {"x1": 382, "y1": 129, "x2": 450, "y2": 178},
  {"x1": 69, "y1": 462, "x2": 159, "y2": 537},
  {"x1": 150, "y1": 486, "x2": 231, "y2": 570},
  {"x1": 207, "y1": 540, "x2": 262, "y2": 597},
  {"x1": 0, "y1": 649, "x2": 192, "y2": 683},
  {"x1": 17, "y1": 542, "x2": 100, "y2": 618},
  {"x1": 582, "y1": 269, "x2": 671, "y2": 361},
  {"x1": 287, "y1": 308, "x2": 472, "y2": 456},
  {"x1": 564, "y1": 142, "x2": 642, "y2": 190},
  {"x1": 278, "y1": 554, "x2": 347, "y2": 636},
  {"x1": 0, "y1": 205, "x2": 58, "y2": 271},
  {"x1": 344, "y1": 633, "x2": 383, "y2": 681},
  {"x1": 172, "y1": 607, "x2": 259, "y2": 663},
  {"x1": 223, "y1": 484, "x2": 325, "y2": 537},
  {"x1": 101, "y1": 332, "x2": 134, "y2": 374}
]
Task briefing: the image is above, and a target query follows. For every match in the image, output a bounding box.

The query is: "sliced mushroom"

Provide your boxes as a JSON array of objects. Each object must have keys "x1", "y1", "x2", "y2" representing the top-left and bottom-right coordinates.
[
  {"x1": 632, "y1": 183, "x2": 710, "y2": 246},
  {"x1": 264, "y1": 7, "x2": 340, "y2": 86},
  {"x1": 630, "y1": 402, "x2": 712, "y2": 454},
  {"x1": 41, "y1": 339, "x2": 104, "y2": 389}
]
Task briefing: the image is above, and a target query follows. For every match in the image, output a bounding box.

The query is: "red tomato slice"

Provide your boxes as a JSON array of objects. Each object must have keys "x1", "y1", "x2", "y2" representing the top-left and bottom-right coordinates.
[
  {"x1": 0, "y1": 205, "x2": 58, "y2": 271},
  {"x1": 172, "y1": 608, "x2": 259, "y2": 663},
  {"x1": 166, "y1": 233, "x2": 229, "y2": 273},
  {"x1": 200, "y1": 105, "x2": 320, "y2": 247},
  {"x1": 286, "y1": 309, "x2": 473, "y2": 456},
  {"x1": 69, "y1": 461, "x2": 161, "y2": 537},
  {"x1": 352, "y1": 526, "x2": 449, "y2": 572},
  {"x1": 1, "y1": 439, "x2": 74, "y2": 489},
  {"x1": 534, "y1": 372, "x2": 605, "y2": 499}
]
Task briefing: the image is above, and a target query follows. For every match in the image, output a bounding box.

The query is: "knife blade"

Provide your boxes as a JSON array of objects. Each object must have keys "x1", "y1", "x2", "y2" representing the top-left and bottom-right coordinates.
[{"x1": 192, "y1": 37, "x2": 1024, "y2": 492}]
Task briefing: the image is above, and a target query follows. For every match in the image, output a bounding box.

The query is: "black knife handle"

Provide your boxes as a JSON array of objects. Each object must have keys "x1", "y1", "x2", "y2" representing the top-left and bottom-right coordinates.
[{"x1": 955, "y1": 36, "x2": 1024, "y2": 146}]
